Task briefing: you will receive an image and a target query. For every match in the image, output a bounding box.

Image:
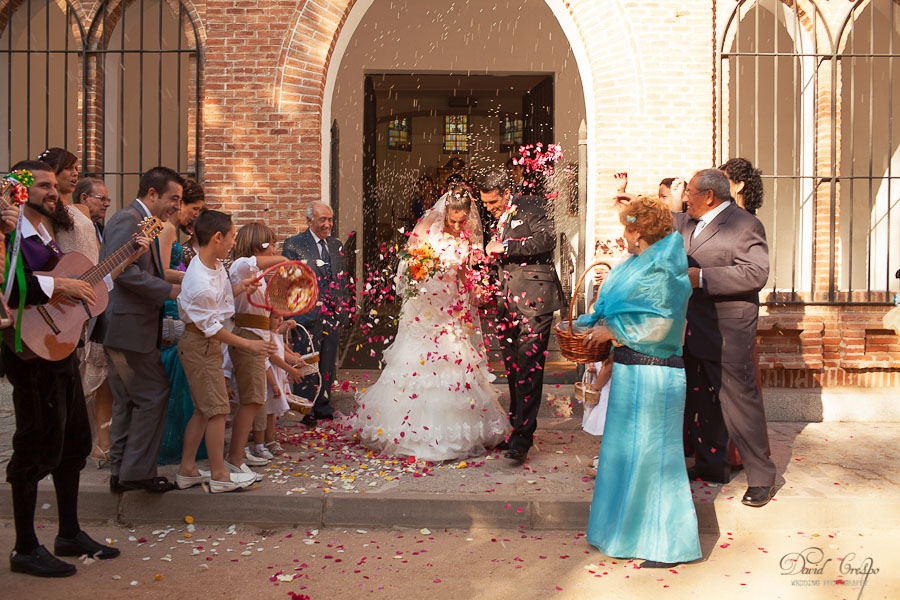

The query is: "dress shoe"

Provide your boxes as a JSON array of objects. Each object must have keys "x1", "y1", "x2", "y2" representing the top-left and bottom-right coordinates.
[
  {"x1": 118, "y1": 476, "x2": 176, "y2": 493},
  {"x1": 300, "y1": 414, "x2": 317, "y2": 427},
  {"x1": 741, "y1": 485, "x2": 777, "y2": 507},
  {"x1": 315, "y1": 413, "x2": 335, "y2": 421},
  {"x1": 109, "y1": 474, "x2": 132, "y2": 494},
  {"x1": 54, "y1": 531, "x2": 120, "y2": 560},
  {"x1": 494, "y1": 440, "x2": 510, "y2": 451},
  {"x1": 504, "y1": 448, "x2": 528, "y2": 462},
  {"x1": 9, "y1": 546, "x2": 76, "y2": 577},
  {"x1": 640, "y1": 560, "x2": 680, "y2": 569},
  {"x1": 686, "y1": 467, "x2": 731, "y2": 484}
]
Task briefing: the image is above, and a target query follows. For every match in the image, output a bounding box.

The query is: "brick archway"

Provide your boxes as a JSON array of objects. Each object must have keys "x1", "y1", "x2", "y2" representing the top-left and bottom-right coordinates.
[{"x1": 273, "y1": 0, "x2": 646, "y2": 272}]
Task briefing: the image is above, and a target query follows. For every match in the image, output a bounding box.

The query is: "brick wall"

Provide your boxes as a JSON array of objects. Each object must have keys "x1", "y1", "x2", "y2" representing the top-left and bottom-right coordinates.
[{"x1": 8, "y1": 0, "x2": 897, "y2": 388}]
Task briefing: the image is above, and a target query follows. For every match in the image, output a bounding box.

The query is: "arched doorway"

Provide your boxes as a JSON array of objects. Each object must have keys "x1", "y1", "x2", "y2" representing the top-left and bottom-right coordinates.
[{"x1": 319, "y1": 0, "x2": 589, "y2": 369}]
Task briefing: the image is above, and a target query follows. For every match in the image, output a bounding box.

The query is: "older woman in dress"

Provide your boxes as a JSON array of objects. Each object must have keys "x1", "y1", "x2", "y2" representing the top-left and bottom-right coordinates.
[{"x1": 578, "y1": 195, "x2": 701, "y2": 568}]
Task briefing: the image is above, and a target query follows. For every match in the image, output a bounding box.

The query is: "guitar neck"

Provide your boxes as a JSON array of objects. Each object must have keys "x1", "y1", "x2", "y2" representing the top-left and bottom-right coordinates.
[{"x1": 80, "y1": 238, "x2": 140, "y2": 285}]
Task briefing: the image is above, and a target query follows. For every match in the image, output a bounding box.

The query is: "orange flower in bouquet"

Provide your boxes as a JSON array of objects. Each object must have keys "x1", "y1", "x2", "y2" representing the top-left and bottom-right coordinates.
[{"x1": 398, "y1": 241, "x2": 443, "y2": 298}]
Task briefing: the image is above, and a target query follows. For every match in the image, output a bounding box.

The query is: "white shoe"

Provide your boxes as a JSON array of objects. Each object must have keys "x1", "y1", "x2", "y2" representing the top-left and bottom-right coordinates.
[
  {"x1": 175, "y1": 469, "x2": 211, "y2": 490},
  {"x1": 242, "y1": 450, "x2": 269, "y2": 467},
  {"x1": 225, "y1": 460, "x2": 264, "y2": 483},
  {"x1": 208, "y1": 472, "x2": 255, "y2": 494},
  {"x1": 250, "y1": 445, "x2": 274, "y2": 461}
]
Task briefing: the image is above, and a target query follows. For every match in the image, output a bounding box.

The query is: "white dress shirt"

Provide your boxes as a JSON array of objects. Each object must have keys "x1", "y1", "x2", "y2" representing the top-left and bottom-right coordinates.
[
  {"x1": 693, "y1": 200, "x2": 732, "y2": 288},
  {"x1": 229, "y1": 255, "x2": 270, "y2": 338},
  {"x1": 178, "y1": 255, "x2": 234, "y2": 337}
]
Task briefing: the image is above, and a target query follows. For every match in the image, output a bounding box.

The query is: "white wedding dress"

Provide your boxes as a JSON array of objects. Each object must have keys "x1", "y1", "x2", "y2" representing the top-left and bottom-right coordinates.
[{"x1": 342, "y1": 223, "x2": 509, "y2": 461}]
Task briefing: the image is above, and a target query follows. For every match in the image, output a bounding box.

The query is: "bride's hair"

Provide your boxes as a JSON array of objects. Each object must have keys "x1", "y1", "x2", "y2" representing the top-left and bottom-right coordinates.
[{"x1": 445, "y1": 184, "x2": 472, "y2": 215}]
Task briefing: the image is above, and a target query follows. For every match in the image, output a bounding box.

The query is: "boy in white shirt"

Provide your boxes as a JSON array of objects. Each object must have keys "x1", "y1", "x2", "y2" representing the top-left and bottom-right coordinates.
[{"x1": 174, "y1": 210, "x2": 276, "y2": 493}]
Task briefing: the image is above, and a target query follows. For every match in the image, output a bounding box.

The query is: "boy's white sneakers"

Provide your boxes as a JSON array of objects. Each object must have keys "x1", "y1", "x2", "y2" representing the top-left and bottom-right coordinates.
[
  {"x1": 209, "y1": 471, "x2": 257, "y2": 493},
  {"x1": 225, "y1": 460, "x2": 264, "y2": 482},
  {"x1": 242, "y1": 449, "x2": 269, "y2": 467},
  {"x1": 175, "y1": 469, "x2": 211, "y2": 490}
]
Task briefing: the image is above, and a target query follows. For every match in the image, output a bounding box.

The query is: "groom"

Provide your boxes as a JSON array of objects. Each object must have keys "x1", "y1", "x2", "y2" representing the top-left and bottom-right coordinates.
[{"x1": 481, "y1": 168, "x2": 565, "y2": 462}]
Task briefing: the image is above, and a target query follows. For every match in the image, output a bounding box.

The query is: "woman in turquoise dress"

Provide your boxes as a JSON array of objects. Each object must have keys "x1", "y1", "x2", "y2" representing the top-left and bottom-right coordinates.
[
  {"x1": 576, "y1": 195, "x2": 701, "y2": 568},
  {"x1": 157, "y1": 180, "x2": 206, "y2": 464}
]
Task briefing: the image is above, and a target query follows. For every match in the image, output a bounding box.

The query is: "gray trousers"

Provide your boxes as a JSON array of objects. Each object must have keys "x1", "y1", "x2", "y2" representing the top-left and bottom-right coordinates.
[{"x1": 105, "y1": 347, "x2": 170, "y2": 481}]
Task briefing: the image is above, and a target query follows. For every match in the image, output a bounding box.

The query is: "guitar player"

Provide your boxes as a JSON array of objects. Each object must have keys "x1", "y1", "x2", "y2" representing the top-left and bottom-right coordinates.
[{"x1": 1, "y1": 160, "x2": 149, "y2": 577}]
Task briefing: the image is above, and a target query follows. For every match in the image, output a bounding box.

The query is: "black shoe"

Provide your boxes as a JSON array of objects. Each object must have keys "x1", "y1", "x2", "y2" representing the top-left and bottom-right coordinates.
[
  {"x1": 494, "y1": 440, "x2": 510, "y2": 451},
  {"x1": 640, "y1": 560, "x2": 680, "y2": 569},
  {"x1": 504, "y1": 448, "x2": 527, "y2": 462},
  {"x1": 300, "y1": 414, "x2": 318, "y2": 427},
  {"x1": 9, "y1": 546, "x2": 76, "y2": 577},
  {"x1": 686, "y1": 467, "x2": 731, "y2": 484},
  {"x1": 117, "y1": 477, "x2": 176, "y2": 493},
  {"x1": 55, "y1": 531, "x2": 121, "y2": 560},
  {"x1": 741, "y1": 485, "x2": 777, "y2": 507},
  {"x1": 315, "y1": 414, "x2": 334, "y2": 421},
  {"x1": 109, "y1": 474, "x2": 131, "y2": 494}
]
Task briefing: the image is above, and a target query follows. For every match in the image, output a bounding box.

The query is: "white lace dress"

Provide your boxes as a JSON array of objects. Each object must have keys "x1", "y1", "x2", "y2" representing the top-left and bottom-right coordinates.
[{"x1": 342, "y1": 233, "x2": 509, "y2": 461}]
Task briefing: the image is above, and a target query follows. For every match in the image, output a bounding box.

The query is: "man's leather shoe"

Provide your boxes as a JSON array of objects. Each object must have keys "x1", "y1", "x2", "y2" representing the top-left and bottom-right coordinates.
[
  {"x1": 54, "y1": 531, "x2": 120, "y2": 560},
  {"x1": 686, "y1": 467, "x2": 731, "y2": 484},
  {"x1": 300, "y1": 414, "x2": 317, "y2": 427},
  {"x1": 741, "y1": 485, "x2": 777, "y2": 507},
  {"x1": 315, "y1": 413, "x2": 334, "y2": 421},
  {"x1": 109, "y1": 474, "x2": 131, "y2": 494},
  {"x1": 9, "y1": 546, "x2": 76, "y2": 577},
  {"x1": 494, "y1": 440, "x2": 510, "y2": 451},
  {"x1": 640, "y1": 560, "x2": 680, "y2": 568},
  {"x1": 118, "y1": 476, "x2": 176, "y2": 493},
  {"x1": 504, "y1": 448, "x2": 527, "y2": 462}
]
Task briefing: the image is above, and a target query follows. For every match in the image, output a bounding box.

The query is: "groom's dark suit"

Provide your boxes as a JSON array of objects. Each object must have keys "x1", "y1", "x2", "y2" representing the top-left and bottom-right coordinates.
[
  {"x1": 673, "y1": 203, "x2": 776, "y2": 487},
  {"x1": 496, "y1": 194, "x2": 565, "y2": 453}
]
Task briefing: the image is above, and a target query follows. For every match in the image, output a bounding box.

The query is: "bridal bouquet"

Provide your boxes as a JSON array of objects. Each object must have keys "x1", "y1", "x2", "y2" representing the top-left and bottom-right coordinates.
[{"x1": 398, "y1": 241, "x2": 443, "y2": 298}]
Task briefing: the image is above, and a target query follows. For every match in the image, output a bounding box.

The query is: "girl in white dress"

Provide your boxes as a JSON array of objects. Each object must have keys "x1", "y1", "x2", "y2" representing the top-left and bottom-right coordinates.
[{"x1": 341, "y1": 186, "x2": 509, "y2": 461}]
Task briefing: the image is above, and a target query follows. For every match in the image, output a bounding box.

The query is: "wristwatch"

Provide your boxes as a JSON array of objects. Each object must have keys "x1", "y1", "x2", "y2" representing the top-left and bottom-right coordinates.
[{"x1": 501, "y1": 240, "x2": 509, "y2": 254}]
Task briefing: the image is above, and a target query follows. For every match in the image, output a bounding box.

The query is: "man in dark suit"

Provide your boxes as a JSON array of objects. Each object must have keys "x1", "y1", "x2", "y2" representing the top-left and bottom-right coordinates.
[
  {"x1": 674, "y1": 168, "x2": 777, "y2": 507},
  {"x1": 481, "y1": 168, "x2": 565, "y2": 462},
  {"x1": 97, "y1": 166, "x2": 182, "y2": 493},
  {"x1": 282, "y1": 201, "x2": 352, "y2": 425}
]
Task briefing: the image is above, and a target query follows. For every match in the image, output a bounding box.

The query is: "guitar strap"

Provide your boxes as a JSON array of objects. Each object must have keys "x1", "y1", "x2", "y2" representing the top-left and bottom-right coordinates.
[{"x1": 2, "y1": 209, "x2": 27, "y2": 351}]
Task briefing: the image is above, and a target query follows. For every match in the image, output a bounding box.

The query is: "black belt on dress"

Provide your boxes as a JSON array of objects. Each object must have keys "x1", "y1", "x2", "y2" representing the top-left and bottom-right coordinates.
[{"x1": 613, "y1": 345, "x2": 684, "y2": 369}]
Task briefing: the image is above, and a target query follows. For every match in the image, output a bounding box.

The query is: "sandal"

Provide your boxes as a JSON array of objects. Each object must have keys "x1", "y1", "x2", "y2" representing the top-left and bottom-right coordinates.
[
  {"x1": 91, "y1": 446, "x2": 112, "y2": 469},
  {"x1": 265, "y1": 441, "x2": 286, "y2": 456}
]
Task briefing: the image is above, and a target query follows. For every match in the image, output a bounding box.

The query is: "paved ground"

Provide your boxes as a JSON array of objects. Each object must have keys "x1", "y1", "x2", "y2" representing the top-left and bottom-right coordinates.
[
  {"x1": 1, "y1": 372, "x2": 900, "y2": 530},
  {"x1": 0, "y1": 521, "x2": 895, "y2": 599}
]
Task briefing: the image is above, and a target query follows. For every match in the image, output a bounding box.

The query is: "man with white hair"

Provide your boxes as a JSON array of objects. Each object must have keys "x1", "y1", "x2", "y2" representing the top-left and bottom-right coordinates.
[{"x1": 282, "y1": 202, "x2": 351, "y2": 425}]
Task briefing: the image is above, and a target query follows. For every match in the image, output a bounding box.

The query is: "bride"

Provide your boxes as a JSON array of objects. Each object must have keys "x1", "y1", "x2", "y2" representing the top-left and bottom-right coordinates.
[{"x1": 340, "y1": 185, "x2": 510, "y2": 461}]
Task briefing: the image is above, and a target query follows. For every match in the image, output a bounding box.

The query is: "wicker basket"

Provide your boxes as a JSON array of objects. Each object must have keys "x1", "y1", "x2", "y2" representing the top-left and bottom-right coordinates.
[
  {"x1": 574, "y1": 370, "x2": 600, "y2": 405},
  {"x1": 555, "y1": 260, "x2": 613, "y2": 364},
  {"x1": 285, "y1": 393, "x2": 314, "y2": 415}
]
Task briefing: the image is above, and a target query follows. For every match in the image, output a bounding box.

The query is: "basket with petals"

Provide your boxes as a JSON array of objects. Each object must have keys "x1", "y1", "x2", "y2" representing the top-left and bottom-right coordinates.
[
  {"x1": 555, "y1": 260, "x2": 612, "y2": 363},
  {"x1": 574, "y1": 369, "x2": 600, "y2": 405},
  {"x1": 248, "y1": 260, "x2": 319, "y2": 316}
]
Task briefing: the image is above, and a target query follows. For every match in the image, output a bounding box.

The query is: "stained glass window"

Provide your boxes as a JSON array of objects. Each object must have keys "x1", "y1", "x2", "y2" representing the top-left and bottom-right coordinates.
[
  {"x1": 501, "y1": 116, "x2": 523, "y2": 150},
  {"x1": 443, "y1": 115, "x2": 468, "y2": 153},
  {"x1": 388, "y1": 117, "x2": 411, "y2": 151}
]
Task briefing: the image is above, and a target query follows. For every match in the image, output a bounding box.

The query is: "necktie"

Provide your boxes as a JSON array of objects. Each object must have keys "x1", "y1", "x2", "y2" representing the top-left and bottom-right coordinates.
[
  {"x1": 319, "y1": 239, "x2": 332, "y2": 277},
  {"x1": 692, "y1": 219, "x2": 707, "y2": 239}
]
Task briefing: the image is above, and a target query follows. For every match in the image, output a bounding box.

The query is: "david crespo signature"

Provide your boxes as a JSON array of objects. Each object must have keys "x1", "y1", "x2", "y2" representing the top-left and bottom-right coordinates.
[{"x1": 780, "y1": 547, "x2": 879, "y2": 599}]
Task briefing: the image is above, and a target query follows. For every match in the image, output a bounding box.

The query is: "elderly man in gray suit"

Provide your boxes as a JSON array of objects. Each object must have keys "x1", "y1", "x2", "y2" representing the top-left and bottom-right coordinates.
[
  {"x1": 282, "y1": 201, "x2": 352, "y2": 426},
  {"x1": 673, "y1": 168, "x2": 777, "y2": 507},
  {"x1": 96, "y1": 167, "x2": 183, "y2": 493}
]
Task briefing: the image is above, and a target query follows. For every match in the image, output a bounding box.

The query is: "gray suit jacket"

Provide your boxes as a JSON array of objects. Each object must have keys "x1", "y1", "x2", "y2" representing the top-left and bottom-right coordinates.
[
  {"x1": 94, "y1": 201, "x2": 173, "y2": 352},
  {"x1": 281, "y1": 229, "x2": 351, "y2": 326},
  {"x1": 673, "y1": 203, "x2": 769, "y2": 362},
  {"x1": 498, "y1": 195, "x2": 565, "y2": 317}
]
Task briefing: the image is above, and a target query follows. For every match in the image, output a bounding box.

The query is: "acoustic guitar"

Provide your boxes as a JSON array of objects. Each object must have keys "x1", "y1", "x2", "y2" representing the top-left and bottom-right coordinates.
[{"x1": 18, "y1": 216, "x2": 164, "y2": 361}]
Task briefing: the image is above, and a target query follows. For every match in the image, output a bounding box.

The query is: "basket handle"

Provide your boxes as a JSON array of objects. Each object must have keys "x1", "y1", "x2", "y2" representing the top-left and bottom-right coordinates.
[{"x1": 567, "y1": 260, "x2": 613, "y2": 335}]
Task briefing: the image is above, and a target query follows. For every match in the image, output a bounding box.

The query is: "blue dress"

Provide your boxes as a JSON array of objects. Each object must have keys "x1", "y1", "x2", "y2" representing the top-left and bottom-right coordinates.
[
  {"x1": 157, "y1": 241, "x2": 207, "y2": 464},
  {"x1": 575, "y1": 231, "x2": 701, "y2": 564}
]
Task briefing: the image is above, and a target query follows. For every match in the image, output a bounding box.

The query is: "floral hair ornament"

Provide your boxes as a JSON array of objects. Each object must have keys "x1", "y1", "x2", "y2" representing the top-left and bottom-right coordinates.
[
  {"x1": 626, "y1": 215, "x2": 636, "y2": 223},
  {"x1": 4, "y1": 170, "x2": 31, "y2": 205}
]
